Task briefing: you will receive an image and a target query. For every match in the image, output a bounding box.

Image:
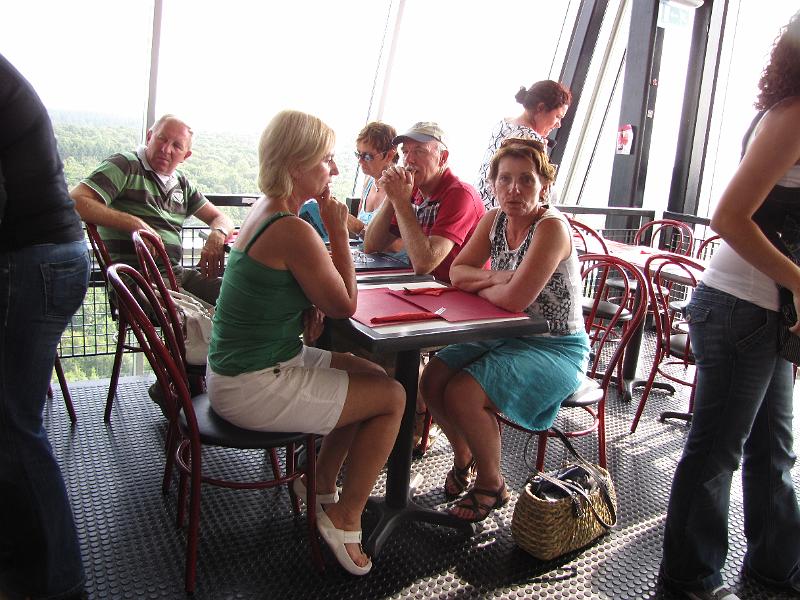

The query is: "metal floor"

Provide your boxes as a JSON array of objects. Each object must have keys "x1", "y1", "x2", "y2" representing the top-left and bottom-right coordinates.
[{"x1": 45, "y1": 348, "x2": 800, "y2": 599}]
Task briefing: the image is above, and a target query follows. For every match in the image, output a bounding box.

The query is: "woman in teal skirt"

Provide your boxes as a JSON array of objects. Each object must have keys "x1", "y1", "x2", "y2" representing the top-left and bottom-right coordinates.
[{"x1": 419, "y1": 138, "x2": 589, "y2": 522}]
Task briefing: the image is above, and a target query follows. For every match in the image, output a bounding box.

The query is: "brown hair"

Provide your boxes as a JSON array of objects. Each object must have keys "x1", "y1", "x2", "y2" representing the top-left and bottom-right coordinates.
[
  {"x1": 356, "y1": 121, "x2": 399, "y2": 163},
  {"x1": 488, "y1": 138, "x2": 557, "y2": 186},
  {"x1": 515, "y1": 80, "x2": 572, "y2": 112},
  {"x1": 755, "y1": 11, "x2": 800, "y2": 110}
]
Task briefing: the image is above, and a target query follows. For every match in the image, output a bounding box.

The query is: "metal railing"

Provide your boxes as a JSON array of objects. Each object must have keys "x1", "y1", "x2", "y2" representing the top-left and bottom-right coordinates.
[{"x1": 58, "y1": 202, "x2": 715, "y2": 361}]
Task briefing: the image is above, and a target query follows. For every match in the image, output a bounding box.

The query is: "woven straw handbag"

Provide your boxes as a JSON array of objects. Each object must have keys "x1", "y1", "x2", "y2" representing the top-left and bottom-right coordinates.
[{"x1": 511, "y1": 428, "x2": 617, "y2": 561}]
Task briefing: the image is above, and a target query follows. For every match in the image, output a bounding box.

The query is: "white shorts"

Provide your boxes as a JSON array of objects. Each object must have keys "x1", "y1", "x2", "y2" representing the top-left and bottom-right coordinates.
[{"x1": 206, "y1": 346, "x2": 350, "y2": 435}]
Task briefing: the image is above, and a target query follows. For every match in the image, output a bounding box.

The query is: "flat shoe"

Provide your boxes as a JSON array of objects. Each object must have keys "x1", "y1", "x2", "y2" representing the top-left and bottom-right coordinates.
[
  {"x1": 292, "y1": 476, "x2": 340, "y2": 507},
  {"x1": 316, "y1": 507, "x2": 372, "y2": 576}
]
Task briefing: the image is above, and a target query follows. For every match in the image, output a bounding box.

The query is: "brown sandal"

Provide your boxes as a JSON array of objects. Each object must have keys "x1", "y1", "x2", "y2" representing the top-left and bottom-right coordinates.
[
  {"x1": 444, "y1": 458, "x2": 476, "y2": 499},
  {"x1": 448, "y1": 481, "x2": 510, "y2": 523}
]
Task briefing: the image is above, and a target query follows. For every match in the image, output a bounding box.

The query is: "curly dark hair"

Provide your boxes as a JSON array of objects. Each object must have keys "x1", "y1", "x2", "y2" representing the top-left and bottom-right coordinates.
[
  {"x1": 755, "y1": 11, "x2": 800, "y2": 110},
  {"x1": 514, "y1": 80, "x2": 572, "y2": 112},
  {"x1": 488, "y1": 138, "x2": 557, "y2": 186}
]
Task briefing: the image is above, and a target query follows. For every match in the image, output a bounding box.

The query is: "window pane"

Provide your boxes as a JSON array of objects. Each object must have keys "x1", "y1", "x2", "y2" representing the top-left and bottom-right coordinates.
[
  {"x1": 380, "y1": 1, "x2": 571, "y2": 189},
  {"x1": 156, "y1": 0, "x2": 395, "y2": 199},
  {"x1": 699, "y1": 2, "x2": 798, "y2": 219},
  {"x1": 0, "y1": 0, "x2": 153, "y2": 187}
]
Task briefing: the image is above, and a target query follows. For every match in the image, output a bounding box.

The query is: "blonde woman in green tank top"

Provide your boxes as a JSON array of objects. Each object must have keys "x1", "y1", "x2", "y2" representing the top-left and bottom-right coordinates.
[{"x1": 206, "y1": 110, "x2": 404, "y2": 576}]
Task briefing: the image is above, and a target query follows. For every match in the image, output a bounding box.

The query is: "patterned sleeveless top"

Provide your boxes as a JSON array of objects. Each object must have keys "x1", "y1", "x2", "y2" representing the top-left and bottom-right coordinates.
[{"x1": 488, "y1": 206, "x2": 584, "y2": 336}]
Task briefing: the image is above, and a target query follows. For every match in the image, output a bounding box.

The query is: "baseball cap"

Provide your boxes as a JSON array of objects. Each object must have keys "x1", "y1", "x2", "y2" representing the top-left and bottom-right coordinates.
[{"x1": 393, "y1": 122, "x2": 447, "y2": 148}]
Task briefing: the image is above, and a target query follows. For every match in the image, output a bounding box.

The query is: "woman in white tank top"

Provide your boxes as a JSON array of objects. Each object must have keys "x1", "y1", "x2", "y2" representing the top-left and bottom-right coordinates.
[{"x1": 661, "y1": 12, "x2": 800, "y2": 599}]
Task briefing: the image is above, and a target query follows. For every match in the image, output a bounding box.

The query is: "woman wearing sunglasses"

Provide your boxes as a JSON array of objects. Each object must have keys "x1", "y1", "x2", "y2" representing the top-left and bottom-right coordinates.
[{"x1": 350, "y1": 122, "x2": 402, "y2": 251}]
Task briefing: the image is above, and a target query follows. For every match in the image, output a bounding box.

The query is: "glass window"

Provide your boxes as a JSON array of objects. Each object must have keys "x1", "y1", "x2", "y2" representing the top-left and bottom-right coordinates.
[
  {"x1": 0, "y1": 0, "x2": 154, "y2": 187},
  {"x1": 699, "y1": 2, "x2": 799, "y2": 219},
  {"x1": 156, "y1": 0, "x2": 395, "y2": 200},
  {"x1": 377, "y1": 1, "x2": 572, "y2": 190}
]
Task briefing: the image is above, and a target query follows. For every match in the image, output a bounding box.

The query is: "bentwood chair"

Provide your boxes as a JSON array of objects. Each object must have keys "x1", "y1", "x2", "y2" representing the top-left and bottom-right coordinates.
[
  {"x1": 568, "y1": 217, "x2": 609, "y2": 255},
  {"x1": 630, "y1": 253, "x2": 705, "y2": 433},
  {"x1": 106, "y1": 262, "x2": 323, "y2": 593},
  {"x1": 48, "y1": 356, "x2": 77, "y2": 424},
  {"x1": 496, "y1": 254, "x2": 647, "y2": 469},
  {"x1": 633, "y1": 219, "x2": 695, "y2": 256},
  {"x1": 85, "y1": 223, "x2": 143, "y2": 421}
]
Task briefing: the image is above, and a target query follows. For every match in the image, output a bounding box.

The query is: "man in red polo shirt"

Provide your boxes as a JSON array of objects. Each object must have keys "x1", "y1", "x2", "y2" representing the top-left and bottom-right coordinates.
[{"x1": 363, "y1": 122, "x2": 485, "y2": 283}]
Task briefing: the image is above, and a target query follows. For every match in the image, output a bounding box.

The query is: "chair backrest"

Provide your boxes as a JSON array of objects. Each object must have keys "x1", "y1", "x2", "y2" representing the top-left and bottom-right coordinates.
[
  {"x1": 85, "y1": 222, "x2": 113, "y2": 277},
  {"x1": 634, "y1": 219, "x2": 694, "y2": 256},
  {"x1": 133, "y1": 229, "x2": 180, "y2": 291},
  {"x1": 132, "y1": 230, "x2": 188, "y2": 362},
  {"x1": 695, "y1": 234, "x2": 721, "y2": 260},
  {"x1": 568, "y1": 217, "x2": 608, "y2": 254},
  {"x1": 106, "y1": 263, "x2": 193, "y2": 424},
  {"x1": 579, "y1": 253, "x2": 648, "y2": 384},
  {"x1": 643, "y1": 253, "x2": 705, "y2": 352}
]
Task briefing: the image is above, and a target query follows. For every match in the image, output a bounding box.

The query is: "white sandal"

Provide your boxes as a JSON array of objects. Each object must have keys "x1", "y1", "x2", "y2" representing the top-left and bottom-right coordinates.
[
  {"x1": 292, "y1": 476, "x2": 340, "y2": 507},
  {"x1": 316, "y1": 507, "x2": 372, "y2": 576}
]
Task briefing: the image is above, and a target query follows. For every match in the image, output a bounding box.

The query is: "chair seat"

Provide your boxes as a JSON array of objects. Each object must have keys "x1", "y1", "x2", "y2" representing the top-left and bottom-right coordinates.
[
  {"x1": 667, "y1": 333, "x2": 694, "y2": 362},
  {"x1": 180, "y1": 393, "x2": 308, "y2": 450},
  {"x1": 582, "y1": 297, "x2": 632, "y2": 321},
  {"x1": 562, "y1": 377, "x2": 602, "y2": 408}
]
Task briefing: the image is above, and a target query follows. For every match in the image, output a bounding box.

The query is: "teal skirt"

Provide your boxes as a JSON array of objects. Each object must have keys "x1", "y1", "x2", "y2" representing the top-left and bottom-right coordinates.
[{"x1": 435, "y1": 331, "x2": 590, "y2": 431}]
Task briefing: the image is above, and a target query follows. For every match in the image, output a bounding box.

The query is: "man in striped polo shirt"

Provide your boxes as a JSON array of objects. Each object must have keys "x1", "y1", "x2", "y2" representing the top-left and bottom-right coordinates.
[{"x1": 71, "y1": 114, "x2": 233, "y2": 304}]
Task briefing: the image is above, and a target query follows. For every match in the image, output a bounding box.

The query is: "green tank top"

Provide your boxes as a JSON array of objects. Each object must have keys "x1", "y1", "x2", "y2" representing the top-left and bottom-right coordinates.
[{"x1": 208, "y1": 212, "x2": 311, "y2": 376}]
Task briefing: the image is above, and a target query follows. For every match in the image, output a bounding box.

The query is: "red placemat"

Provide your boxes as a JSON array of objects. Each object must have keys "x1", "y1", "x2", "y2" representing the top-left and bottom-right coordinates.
[
  {"x1": 352, "y1": 288, "x2": 437, "y2": 326},
  {"x1": 388, "y1": 288, "x2": 526, "y2": 322}
]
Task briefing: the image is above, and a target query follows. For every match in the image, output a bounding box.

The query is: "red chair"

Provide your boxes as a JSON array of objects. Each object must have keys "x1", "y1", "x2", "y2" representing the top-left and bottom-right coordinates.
[
  {"x1": 86, "y1": 223, "x2": 182, "y2": 421},
  {"x1": 47, "y1": 356, "x2": 76, "y2": 424},
  {"x1": 496, "y1": 254, "x2": 648, "y2": 469},
  {"x1": 568, "y1": 217, "x2": 609, "y2": 254},
  {"x1": 105, "y1": 262, "x2": 323, "y2": 593},
  {"x1": 633, "y1": 219, "x2": 694, "y2": 256},
  {"x1": 630, "y1": 253, "x2": 705, "y2": 433},
  {"x1": 85, "y1": 223, "x2": 142, "y2": 421},
  {"x1": 694, "y1": 234, "x2": 721, "y2": 260}
]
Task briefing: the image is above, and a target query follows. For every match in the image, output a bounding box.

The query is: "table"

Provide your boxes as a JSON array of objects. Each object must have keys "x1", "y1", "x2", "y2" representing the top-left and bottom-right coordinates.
[{"x1": 326, "y1": 279, "x2": 549, "y2": 556}]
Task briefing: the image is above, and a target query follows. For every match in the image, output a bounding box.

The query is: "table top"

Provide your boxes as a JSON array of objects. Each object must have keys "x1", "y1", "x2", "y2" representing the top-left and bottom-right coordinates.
[{"x1": 329, "y1": 280, "x2": 549, "y2": 354}]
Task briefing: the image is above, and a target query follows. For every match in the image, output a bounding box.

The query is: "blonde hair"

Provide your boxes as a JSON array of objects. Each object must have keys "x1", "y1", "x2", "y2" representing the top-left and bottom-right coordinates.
[{"x1": 258, "y1": 110, "x2": 335, "y2": 198}]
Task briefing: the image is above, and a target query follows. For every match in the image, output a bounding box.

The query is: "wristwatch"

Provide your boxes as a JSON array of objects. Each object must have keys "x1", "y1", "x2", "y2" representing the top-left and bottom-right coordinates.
[{"x1": 213, "y1": 227, "x2": 229, "y2": 239}]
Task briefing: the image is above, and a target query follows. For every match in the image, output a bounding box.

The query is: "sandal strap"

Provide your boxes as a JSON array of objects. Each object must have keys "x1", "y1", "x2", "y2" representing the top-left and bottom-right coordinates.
[
  {"x1": 445, "y1": 458, "x2": 476, "y2": 496},
  {"x1": 340, "y1": 529, "x2": 363, "y2": 544},
  {"x1": 457, "y1": 483, "x2": 509, "y2": 516}
]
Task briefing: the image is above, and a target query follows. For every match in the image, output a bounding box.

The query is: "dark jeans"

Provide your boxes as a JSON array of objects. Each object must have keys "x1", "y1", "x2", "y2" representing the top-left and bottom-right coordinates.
[
  {"x1": 662, "y1": 283, "x2": 800, "y2": 592},
  {"x1": 0, "y1": 241, "x2": 90, "y2": 599}
]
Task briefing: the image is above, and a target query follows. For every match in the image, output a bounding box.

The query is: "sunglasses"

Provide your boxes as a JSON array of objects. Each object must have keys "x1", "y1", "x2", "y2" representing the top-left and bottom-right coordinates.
[{"x1": 354, "y1": 150, "x2": 388, "y2": 162}]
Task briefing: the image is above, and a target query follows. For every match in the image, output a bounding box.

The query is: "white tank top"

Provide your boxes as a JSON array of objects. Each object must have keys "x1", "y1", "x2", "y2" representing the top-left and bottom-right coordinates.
[{"x1": 702, "y1": 111, "x2": 800, "y2": 311}]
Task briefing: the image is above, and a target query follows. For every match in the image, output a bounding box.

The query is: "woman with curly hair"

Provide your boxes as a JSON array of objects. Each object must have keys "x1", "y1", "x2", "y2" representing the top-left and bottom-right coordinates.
[
  {"x1": 475, "y1": 80, "x2": 571, "y2": 210},
  {"x1": 661, "y1": 12, "x2": 800, "y2": 600}
]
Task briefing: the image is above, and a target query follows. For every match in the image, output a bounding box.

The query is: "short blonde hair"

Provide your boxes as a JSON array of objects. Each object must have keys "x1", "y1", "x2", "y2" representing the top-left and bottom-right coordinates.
[{"x1": 258, "y1": 110, "x2": 335, "y2": 198}]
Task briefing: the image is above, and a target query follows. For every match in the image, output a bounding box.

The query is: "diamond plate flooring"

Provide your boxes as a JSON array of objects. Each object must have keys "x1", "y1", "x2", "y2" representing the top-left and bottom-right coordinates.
[{"x1": 44, "y1": 343, "x2": 800, "y2": 599}]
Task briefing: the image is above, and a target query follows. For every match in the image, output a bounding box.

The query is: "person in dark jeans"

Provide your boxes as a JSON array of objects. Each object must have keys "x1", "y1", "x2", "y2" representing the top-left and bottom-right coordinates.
[
  {"x1": 0, "y1": 54, "x2": 90, "y2": 599},
  {"x1": 660, "y1": 12, "x2": 800, "y2": 600}
]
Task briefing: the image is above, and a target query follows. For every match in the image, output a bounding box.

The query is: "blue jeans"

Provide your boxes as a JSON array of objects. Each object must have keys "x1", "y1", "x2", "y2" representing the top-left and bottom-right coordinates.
[
  {"x1": 661, "y1": 283, "x2": 800, "y2": 592},
  {"x1": 0, "y1": 241, "x2": 90, "y2": 599}
]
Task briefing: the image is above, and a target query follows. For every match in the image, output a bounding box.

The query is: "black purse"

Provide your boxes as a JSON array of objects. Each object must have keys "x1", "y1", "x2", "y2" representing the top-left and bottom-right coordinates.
[{"x1": 511, "y1": 428, "x2": 617, "y2": 560}]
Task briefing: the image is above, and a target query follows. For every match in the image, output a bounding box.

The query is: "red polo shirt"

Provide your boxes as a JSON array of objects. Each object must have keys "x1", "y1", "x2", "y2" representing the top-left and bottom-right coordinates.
[{"x1": 390, "y1": 168, "x2": 485, "y2": 282}]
